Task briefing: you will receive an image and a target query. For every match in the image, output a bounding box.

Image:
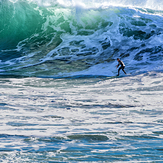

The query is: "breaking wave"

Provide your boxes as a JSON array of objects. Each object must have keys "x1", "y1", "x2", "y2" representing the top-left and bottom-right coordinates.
[{"x1": 0, "y1": 0, "x2": 163, "y2": 77}]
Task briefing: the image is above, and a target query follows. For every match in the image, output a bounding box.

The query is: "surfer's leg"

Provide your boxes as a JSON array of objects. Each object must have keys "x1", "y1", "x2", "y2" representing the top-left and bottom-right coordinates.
[
  {"x1": 122, "y1": 67, "x2": 126, "y2": 74},
  {"x1": 117, "y1": 67, "x2": 122, "y2": 76}
]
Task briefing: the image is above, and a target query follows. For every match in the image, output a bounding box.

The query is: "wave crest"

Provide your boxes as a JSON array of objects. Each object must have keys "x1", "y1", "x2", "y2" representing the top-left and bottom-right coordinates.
[{"x1": 0, "y1": 0, "x2": 163, "y2": 77}]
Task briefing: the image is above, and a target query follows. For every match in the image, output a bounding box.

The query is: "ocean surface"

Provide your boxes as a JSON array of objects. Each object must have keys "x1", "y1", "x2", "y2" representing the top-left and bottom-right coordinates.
[{"x1": 0, "y1": 0, "x2": 163, "y2": 162}]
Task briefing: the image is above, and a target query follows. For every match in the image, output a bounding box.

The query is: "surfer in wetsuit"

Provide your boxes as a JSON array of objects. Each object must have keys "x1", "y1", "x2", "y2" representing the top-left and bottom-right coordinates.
[{"x1": 116, "y1": 58, "x2": 126, "y2": 76}]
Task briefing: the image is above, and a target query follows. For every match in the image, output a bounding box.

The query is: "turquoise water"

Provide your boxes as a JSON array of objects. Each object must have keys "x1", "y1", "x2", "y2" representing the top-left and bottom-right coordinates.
[{"x1": 0, "y1": 0, "x2": 163, "y2": 162}]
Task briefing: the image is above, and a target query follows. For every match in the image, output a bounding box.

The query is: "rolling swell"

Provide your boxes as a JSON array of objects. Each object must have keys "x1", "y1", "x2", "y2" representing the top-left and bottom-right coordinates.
[{"x1": 0, "y1": 0, "x2": 163, "y2": 77}]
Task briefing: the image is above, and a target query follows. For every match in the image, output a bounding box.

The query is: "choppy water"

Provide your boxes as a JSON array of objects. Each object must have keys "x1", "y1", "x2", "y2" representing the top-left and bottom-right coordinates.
[
  {"x1": 0, "y1": 72, "x2": 163, "y2": 162},
  {"x1": 0, "y1": 0, "x2": 163, "y2": 162}
]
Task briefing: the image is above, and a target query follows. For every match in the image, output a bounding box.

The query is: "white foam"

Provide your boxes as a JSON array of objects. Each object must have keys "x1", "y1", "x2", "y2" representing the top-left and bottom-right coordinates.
[{"x1": 7, "y1": 0, "x2": 162, "y2": 11}]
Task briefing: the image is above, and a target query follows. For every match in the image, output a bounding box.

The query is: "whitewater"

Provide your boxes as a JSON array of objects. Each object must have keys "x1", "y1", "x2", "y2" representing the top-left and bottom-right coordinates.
[{"x1": 0, "y1": 0, "x2": 163, "y2": 162}]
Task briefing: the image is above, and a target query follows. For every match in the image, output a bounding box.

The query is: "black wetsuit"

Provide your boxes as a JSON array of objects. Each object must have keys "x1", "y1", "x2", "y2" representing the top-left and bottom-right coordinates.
[{"x1": 117, "y1": 60, "x2": 126, "y2": 76}]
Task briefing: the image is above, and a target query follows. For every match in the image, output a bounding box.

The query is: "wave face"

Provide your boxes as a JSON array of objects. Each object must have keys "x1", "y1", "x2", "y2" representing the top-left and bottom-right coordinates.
[{"x1": 0, "y1": 0, "x2": 163, "y2": 77}]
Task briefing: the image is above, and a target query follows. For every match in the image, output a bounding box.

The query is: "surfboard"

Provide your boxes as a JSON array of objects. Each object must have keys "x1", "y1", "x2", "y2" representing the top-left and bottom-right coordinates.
[
  {"x1": 110, "y1": 75, "x2": 121, "y2": 79},
  {"x1": 107, "y1": 74, "x2": 131, "y2": 79}
]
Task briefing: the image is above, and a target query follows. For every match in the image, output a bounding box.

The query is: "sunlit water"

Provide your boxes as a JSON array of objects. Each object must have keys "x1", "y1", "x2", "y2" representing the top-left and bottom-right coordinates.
[{"x1": 0, "y1": 72, "x2": 163, "y2": 162}]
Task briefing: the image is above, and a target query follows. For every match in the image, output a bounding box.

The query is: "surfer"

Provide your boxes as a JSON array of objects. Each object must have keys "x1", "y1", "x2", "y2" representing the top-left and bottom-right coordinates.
[{"x1": 116, "y1": 58, "x2": 126, "y2": 76}]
